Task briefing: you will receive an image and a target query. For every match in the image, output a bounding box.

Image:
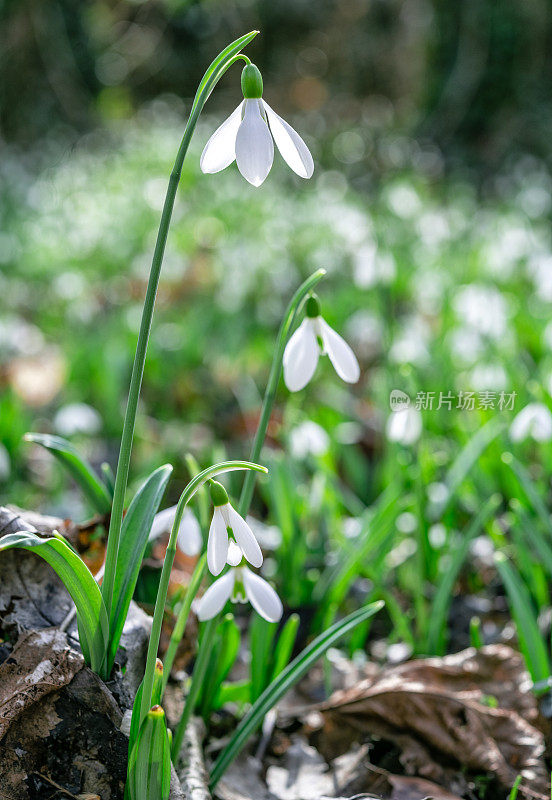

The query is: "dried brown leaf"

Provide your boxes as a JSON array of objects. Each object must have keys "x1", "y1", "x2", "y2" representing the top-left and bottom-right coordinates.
[{"x1": 310, "y1": 646, "x2": 548, "y2": 798}]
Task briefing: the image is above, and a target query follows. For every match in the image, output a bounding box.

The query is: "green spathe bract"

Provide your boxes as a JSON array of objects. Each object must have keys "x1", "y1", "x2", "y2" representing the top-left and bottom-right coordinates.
[
  {"x1": 210, "y1": 479, "x2": 229, "y2": 507},
  {"x1": 127, "y1": 705, "x2": 171, "y2": 800},
  {"x1": 241, "y1": 63, "x2": 263, "y2": 98},
  {"x1": 305, "y1": 294, "x2": 321, "y2": 319}
]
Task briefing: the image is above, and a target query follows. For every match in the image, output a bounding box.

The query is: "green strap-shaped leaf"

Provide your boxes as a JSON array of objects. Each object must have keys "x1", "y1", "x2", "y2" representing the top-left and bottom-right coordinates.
[
  {"x1": 494, "y1": 552, "x2": 550, "y2": 684},
  {"x1": 426, "y1": 494, "x2": 500, "y2": 654},
  {"x1": 25, "y1": 433, "x2": 112, "y2": 515},
  {"x1": 209, "y1": 601, "x2": 384, "y2": 788},
  {"x1": 189, "y1": 30, "x2": 259, "y2": 117},
  {"x1": 105, "y1": 464, "x2": 173, "y2": 673},
  {"x1": 0, "y1": 531, "x2": 108, "y2": 674}
]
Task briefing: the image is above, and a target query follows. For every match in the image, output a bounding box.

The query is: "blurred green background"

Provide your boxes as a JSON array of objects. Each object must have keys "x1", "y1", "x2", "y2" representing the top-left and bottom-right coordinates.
[{"x1": 1, "y1": 0, "x2": 552, "y2": 527}]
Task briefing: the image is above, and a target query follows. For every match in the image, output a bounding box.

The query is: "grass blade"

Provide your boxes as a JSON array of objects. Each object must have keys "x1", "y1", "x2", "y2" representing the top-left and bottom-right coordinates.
[
  {"x1": 209, "y1": 601, "x2": 384, "y2": 788},
  {"x1": 494, "y1": 551, "x2": 550, "y2": 683},
  {"x1": 270, "y1": 614, "x2": 300, "y2": 684},
  {"x1": 429, "y1": 418, "x2": 503, "y2": 520},
  {"x1": 25, "y1": 432, "x2": 112, "y2": 515},
  {"x1": 426, "y1": 494, "x2": 500, "y2": 654}
]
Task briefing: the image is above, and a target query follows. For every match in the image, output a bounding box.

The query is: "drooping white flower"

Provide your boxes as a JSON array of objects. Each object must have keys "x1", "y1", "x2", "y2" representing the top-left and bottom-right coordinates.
[
  {"x1": 149, "y1": 505, "x2": 202, "y2": 557},
  {"x1": 54, "y1": 402, "x2": 102, "y2": 436},
  {"x1": 386, "y1": 407, "x2": 422, "y2": 446},
  {"x1": 197, "y1": 560, "x2": 283, "y2": 623},
  {"x1": 283, "y1": 295, "x2": 360, "y2": 392},
  {"x1": 510, "y1": 402, "x2": 552, "y2": 443},
  {"x1": 289, "y1": 420, "x2": 330, "y2": 458},
  {"x1": 207, "y1": 480, "x2": 263, "y2": 576},
  {"x1": 200, "y1": 63, "x2": 314, "y2": 187}
]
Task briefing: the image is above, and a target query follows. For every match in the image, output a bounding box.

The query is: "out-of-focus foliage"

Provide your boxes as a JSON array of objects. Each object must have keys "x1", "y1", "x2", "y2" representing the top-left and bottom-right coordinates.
[{"x1": 1, "y1": 0, "x2": 551, "y2": 169}]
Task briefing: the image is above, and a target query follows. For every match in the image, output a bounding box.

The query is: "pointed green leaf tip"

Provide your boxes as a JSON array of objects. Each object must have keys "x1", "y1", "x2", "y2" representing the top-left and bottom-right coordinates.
[
  {"x1": 241, "y1": 63, "x2": 263, "y2": 98},
  {"x1": 305, "y1": 294, "x2": 321, "y2": 318},
  {"x1": 210, "y1": 479, "x2": 229, "y2": 507}
]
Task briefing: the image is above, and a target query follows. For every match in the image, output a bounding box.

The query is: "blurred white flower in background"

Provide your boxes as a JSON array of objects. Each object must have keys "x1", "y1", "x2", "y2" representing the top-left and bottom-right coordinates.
[
  {"x1": 386, "y1": 183, "x2": 422, "y2": 219},
  {"x1": 0, "y1": 316, "x2": 44, "y2": 357},
  {"x1": 448, "y1": 327, "x2": 484, "y2": 365},
  {"x1": 386, "y1": 407, "x2": 422, "y2": 446},
  {"x1": 353, "y1": 242, "x2": 396, "y2": 289},
  {"x1": 54, "y1": 403, "x2": 102, "y2": 436},
  {"x1": 0, "y1": 443, "x2": 10, "y2": 482},
  {"x1": 510, "y1": 402, "x2": 552, "y2": 443},
  {"x1": 290, "y1": 421, "x2": 330, "y2": 458},
  {"x1": 345, "y1": 310, "x2": 383, "y2": 361},
  {"x1": 469, "y1": 364, "x2": 508, "y2": 391},
  {"x1": 149, "y1": 505, "x2": 202, "y2": 557},
  {"x1": 453, "y1": 284, "x2": 508, "y2": 340},
  {"x1": 527, "y1": 254, "x2": 552, "y2": 302},
  {"x1": 389, "y1": 315, "x2": 430, "y2": 366}
]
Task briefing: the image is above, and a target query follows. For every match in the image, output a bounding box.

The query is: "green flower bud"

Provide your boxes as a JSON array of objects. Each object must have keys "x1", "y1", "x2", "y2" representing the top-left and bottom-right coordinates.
[
  {"x1": 305, "y1": 294, "x2": 321, "y2": 318},
  {"x1": 241, "y1": 63, "x2": 263, "y2": 99},
  {"x1": 209, "y1": 479, "x2": 229, "y2": 507}
]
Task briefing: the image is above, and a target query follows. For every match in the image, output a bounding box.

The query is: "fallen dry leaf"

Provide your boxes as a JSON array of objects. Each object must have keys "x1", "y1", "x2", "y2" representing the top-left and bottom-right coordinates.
[{"x1": 304, "y1": 645, "x2": 548, "y2": 799}]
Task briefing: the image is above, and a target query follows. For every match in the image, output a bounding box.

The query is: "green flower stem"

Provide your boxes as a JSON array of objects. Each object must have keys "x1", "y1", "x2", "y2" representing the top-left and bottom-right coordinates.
[
  {"x1": 172, "y1": 269, "x2": 327, "y2": 765},
  {"x1": 237, "y1": 268, "x2": 326, "y2": 517},
  {"x1": 160, "y1": 554, "x2": 207, "y2": 696},
  {"x1": 139, "y1": 461, "x2": 267, "y2": 727},
  {"x1": 101, "y1": 30, "x2": 259, "y2": 622},
  {"x1": 171, "y1": 617, "x2": 217, "y2": 760}
]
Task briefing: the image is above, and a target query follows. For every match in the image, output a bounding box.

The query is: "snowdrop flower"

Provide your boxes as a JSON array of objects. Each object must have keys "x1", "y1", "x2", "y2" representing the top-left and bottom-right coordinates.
[
  {"x1": 283, "y1": 295, "x2": 360, "y2": 392},
  {"x1": 197, "y1": 542, "x2": 282, "y2": 622},
  {"x1": 289, "y1": 420, "x2": 330, "y2": 458},
  {"x1": 207, "y1": 480, "x2": 263, "y2": 576},
  {"x1": 386, "y1": 407, "x2": 422, "y2": 446},
  {"x1": 200, "y1": 63, "x2": 314, "y2": 187},
  {"x1": 510, "y1": 402, "x2": 552, "y2": 443},
  {"x1": 149, "y1": 505, "x2": 202, "y2": 557}
]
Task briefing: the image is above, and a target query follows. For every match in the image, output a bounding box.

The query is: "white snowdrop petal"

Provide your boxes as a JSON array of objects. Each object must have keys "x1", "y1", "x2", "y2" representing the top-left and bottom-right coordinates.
[
  {"x1": 197, "y1": 571, "x2": 235, "y2": 620},
  {"x1": 226, "y1": 540, "x2": 243, "y2": 567},
  {"x1": 319, "y1": 318, "x2": 360, "y2": 384},
  {"x1": 226, "y1": 505, "x2": 263, "y2": 568},
  {"x1": 283, "y1": 319, "x2": 319, "y2": 392},
  {"x1": 177, "y1": 509, "x2": 203, "y2": 557},
  {"x1": 207, "y1": 507, "x2": 229, "y2": 576},
  {"x1": 149, "y1": 505, "x2": 177, "y2": 541},
  {"x1": 242, "y1": 568, "x2": 283, "y2": 622},
  {"x1": 386, "y1": 407, "x2": 423, "y2": 446},
  {"x1": 510, "y1": 402, "x2": 552, "y2": 443},
  {"x1": 200, "y1": 103, "x2": 243, "y2": 174},
  {"x1": 263, "y1": 101, "x2": 314, "y2": 179},
  {"x1": 235, "y1": 99, "x2": 274, "y2": 187}
]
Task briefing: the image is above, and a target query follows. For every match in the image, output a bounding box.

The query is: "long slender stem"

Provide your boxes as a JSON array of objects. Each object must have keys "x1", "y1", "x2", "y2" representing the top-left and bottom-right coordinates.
[
  {"x1": 101, "y1": 31, "x2": 259, "y2": 622},
  {"x1": 172, "y1": 270, "x2": 327, "y2": 763},
  {"x1": 237, "y1": 268, "x2": 326, "y2": 516},
  {"x1": 161, "y1": 554, "x2": 207, "y2": 695},
  {"x1": 171, "y1": 618, "x2": 217, "y2": 760},
  {"x1": 138, "y1": 462, "x2": 266, "y2": 726}
]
